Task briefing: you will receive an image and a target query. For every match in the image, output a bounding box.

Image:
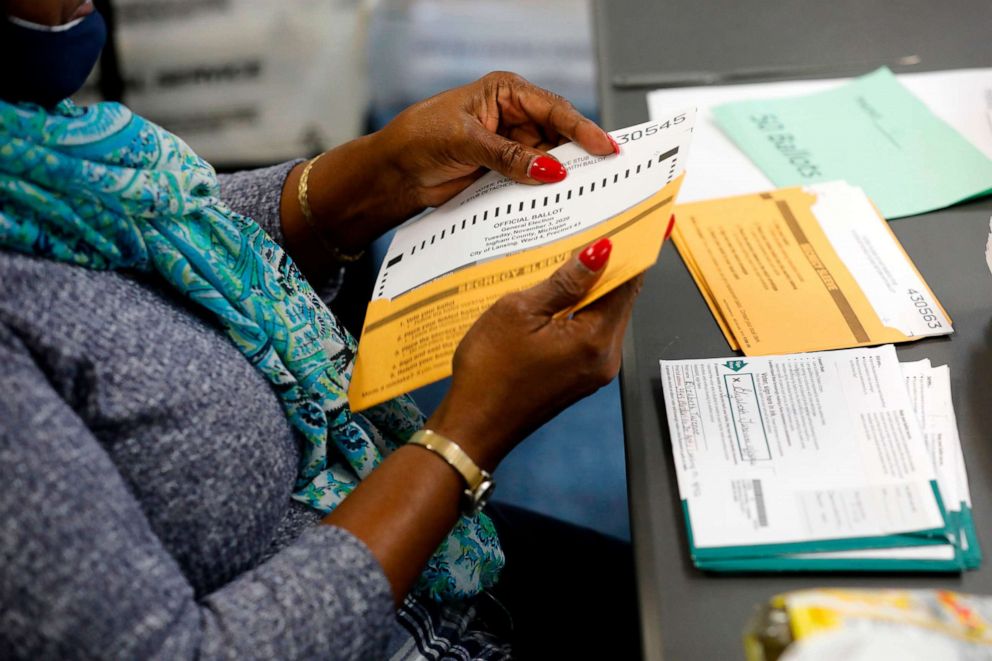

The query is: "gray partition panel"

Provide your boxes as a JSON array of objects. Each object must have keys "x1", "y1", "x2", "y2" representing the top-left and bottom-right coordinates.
[
  {"x1": 594, "y1": 1, "x2": 992, "y2": 658},
  {"x1": 594, "y1": 0, "x2": 992, "y2": 132}
]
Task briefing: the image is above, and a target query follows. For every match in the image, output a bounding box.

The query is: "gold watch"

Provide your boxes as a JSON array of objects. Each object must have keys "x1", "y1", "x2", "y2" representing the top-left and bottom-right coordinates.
[{"x1": 409, "y1": 429, "x2": 495, "y2": 516}]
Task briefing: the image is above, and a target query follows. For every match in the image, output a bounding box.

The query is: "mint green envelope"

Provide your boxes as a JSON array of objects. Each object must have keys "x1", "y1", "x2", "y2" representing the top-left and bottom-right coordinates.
[{"x1": 712, "y1": 68, "x2": 992, "y2": 219}]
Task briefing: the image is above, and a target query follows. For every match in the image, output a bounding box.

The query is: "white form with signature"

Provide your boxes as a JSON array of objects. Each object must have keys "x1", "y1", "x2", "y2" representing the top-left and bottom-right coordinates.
[{"x1": 659, "y1": 345, "x2": 944, "y2": 550}]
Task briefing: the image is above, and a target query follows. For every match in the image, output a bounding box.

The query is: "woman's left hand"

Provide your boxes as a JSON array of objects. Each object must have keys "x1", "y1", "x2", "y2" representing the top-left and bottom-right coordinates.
[
  {"x1": 379, "y1": 70, "x2": 619, "y2": 209},
  {"x1": 281, "y1": 72, "x2": 617, "y2": 280}
]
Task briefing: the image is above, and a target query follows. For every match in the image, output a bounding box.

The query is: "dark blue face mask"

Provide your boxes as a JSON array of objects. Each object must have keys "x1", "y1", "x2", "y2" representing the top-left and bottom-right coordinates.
[{"x1": 0, "y1": 8, "x2": 107, "y2": 107}]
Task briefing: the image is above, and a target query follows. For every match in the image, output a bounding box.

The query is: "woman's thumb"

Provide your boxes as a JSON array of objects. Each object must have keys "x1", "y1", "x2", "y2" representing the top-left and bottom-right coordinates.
[{"x1": 527, "y1": 238, "x2": 612, "y2": 314}]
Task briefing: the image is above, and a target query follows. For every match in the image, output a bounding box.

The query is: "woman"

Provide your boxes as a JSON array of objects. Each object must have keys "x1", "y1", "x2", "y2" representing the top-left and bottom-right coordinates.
[{"x1": 0, "y1": 0, "x2": 642, "y2": 658}]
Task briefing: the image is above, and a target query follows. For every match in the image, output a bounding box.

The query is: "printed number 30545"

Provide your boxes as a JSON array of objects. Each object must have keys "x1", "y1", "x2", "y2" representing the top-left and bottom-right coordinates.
[{"x1": 613, "y1": 113, "x2": 686, "y2": 146}]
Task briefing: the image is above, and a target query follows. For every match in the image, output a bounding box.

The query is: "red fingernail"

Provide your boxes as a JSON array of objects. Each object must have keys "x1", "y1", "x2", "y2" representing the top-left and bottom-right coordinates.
[
  {"x1": 528, "y1": 155, "x2": 567, "y2": 183},
  {"x1": 607, "y1": 133, "x2": 621, "y2": 156},
  {"x1": 664, "y1": 214, "x2": 676, "y2": 240},
  {"x1": 579, "y1": 237, "x2": 612, "y2": 272}
]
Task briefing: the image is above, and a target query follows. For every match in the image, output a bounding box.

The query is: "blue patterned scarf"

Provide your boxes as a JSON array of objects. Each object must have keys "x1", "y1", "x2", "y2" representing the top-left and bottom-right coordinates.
[{"x1": 0, "y1": 99, "x2": 503, "y2": 601}]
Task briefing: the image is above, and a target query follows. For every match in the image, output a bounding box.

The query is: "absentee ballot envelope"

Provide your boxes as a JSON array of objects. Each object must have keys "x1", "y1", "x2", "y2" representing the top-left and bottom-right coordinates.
[
  {"x1": 660, "y1": 346, "x2": 952, "y2": 569},
  {"x1": 348, "y1": 112, "x2": 695, "y2": 410},
  {"x1": 673, "y1": 181, "x2": 952, "y2": 355}
]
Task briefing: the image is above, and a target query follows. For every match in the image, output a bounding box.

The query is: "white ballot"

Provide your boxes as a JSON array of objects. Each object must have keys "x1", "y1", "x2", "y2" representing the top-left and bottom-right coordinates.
[
  {"x1": 648, "y1": 68, "x2": 992, "y2": 203},
  {"x1": 659, "y1": 345, "x2": 946, "y2": 556},
  {"x1": 372, "y1": 111, "x2": 695, "y2": 300}
]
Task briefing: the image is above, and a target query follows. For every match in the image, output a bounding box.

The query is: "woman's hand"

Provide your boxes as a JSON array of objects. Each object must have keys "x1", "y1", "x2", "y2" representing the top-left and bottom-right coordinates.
[
  {"x1": 426, "y1": 237, "x2": 642, "y2": 471},
  {"x1": 280, "y1": 72, "x2": 617, "y2": 281},
  {"x1": 324, "y1": 237, "x2": 642, "y2": 603},
  {"x1": 380, "y1": 71, "x2": 619, "y2": 208}
]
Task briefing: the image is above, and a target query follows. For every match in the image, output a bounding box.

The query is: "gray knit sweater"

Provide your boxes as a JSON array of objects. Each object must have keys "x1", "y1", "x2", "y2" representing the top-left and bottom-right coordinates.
[{"x1": 0, "y1": 162, "x2": 397, "y2": 659}]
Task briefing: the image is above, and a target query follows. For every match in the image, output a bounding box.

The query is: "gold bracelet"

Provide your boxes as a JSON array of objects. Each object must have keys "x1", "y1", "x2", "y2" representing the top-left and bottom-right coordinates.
[
  {"x1": 297, "y1": 156, "x2": 366, "y2": 264},
  {"x1": 408, "y1": 429, "x2": 495, "y2": 516}
]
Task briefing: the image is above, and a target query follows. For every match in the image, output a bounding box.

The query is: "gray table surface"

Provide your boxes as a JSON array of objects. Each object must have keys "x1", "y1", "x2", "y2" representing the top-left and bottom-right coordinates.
[{"x1": 593, "y1": 1, "x2": 992, "y2": 658}]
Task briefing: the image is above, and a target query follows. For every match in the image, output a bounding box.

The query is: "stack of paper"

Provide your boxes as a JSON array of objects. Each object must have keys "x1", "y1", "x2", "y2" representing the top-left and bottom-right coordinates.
[
  {"x1": 673, "y1": 181, "x2": 952, "y2": 355},
  {"x1": 901, "y1": 359, "x2": 981, "y2": 570},
  {"x1": 659, "y1": 345, "x2": 980, "y2": 572}
]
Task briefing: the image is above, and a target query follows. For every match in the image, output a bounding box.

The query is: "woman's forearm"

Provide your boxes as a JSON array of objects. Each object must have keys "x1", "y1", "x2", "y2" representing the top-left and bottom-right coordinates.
[
  {"x1": 279, "y1": 132, "x2": 419, "y2": 281},
  {"x1": 321, "y1": 443, "x2": 466, "y2": 606},
  {"x1": 319, "y1": 391, "x2": 510, "y2": 606},
  {"x1": 319, "y1": 241, "x2": 634, "y2": 606}
]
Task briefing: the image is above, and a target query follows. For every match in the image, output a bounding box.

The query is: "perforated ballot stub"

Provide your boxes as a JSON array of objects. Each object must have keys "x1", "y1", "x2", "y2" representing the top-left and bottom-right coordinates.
[{"x1": 372, "y1": 111, "x2": 694, "y2": 301}]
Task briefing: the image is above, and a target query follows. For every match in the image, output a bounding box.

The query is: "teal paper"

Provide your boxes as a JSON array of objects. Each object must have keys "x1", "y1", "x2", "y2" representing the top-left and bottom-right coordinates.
[
  {"x1": 679, "y1": 481, "x2": 984, "y2": 573},
  {"x1": 697, "y1": 553, "x2": 963, "y2": 573},
  {"x1": 683, "y1": 481, "x2": 952, "y2": 562},
  {"x1": 712, "y1": 68, "x2": 992, "y2": 219}
]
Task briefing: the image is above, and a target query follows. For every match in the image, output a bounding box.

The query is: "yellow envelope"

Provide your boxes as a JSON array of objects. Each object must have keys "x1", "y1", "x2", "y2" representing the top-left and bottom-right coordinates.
[
  {"x1": 673, "y1": 184, "x2": 952, "y2": 356},
  {"x1": 348, "y1": 176, "x2": 683, "y2": 411},
  {"x1": 673, "y1": 223, "x2": 740, "y2": 350}
]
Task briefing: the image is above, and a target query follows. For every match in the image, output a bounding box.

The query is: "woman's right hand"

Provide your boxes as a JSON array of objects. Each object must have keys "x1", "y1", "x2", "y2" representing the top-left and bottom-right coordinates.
[
  {"x1": 426, "y1": 237, "x2": 643, "y2": 471},
  {"x1": 326, "y1": 237, "x2": 641, "y2": 603}
]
